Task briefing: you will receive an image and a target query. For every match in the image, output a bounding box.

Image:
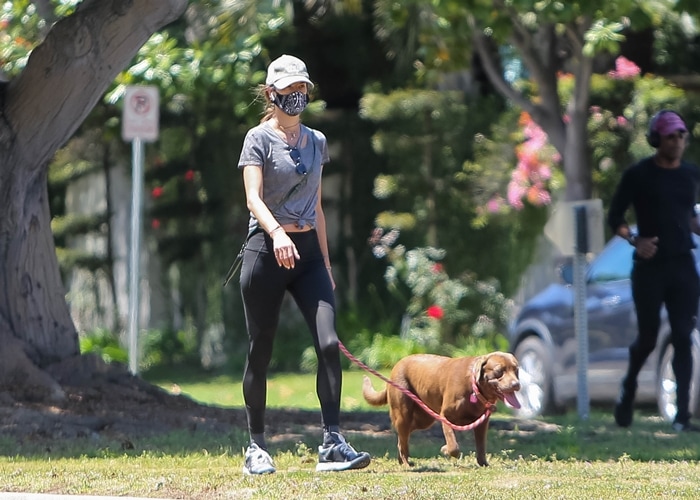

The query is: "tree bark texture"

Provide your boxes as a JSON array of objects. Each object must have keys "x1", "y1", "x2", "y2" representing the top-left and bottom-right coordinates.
[{"x1": 0, "y1": 0, "x2": 187, "y2": 386}]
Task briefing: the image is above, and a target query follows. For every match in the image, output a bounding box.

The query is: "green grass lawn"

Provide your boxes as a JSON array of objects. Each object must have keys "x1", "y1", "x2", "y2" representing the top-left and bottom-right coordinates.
[
  {"x1": 146, "y1": 366, "x2": 391, "y2": 411},
  {"x1": 2, "y1": 367, "x2": 700, "y2": 499}
]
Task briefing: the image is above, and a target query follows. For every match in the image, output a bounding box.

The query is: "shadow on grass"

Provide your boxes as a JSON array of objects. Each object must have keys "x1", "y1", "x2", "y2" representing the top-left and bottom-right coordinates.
[
  {"x1": 3, "y1": 406, "x2": 700, "y2": 464},
  {"x1": 324, "y1": 409, "x2": 700, "y2": 468}
]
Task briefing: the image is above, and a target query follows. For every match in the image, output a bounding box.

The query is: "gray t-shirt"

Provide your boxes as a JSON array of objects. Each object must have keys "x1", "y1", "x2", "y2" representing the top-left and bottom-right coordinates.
[{"x1": 238, "y1": 121, "x2": 330, "y2": 231}]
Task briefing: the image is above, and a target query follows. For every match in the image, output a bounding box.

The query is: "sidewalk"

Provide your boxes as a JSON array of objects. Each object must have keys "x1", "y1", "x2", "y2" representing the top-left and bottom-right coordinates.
[{"x1": 0, "y1": 495, "x2": 169, "y2": 500}]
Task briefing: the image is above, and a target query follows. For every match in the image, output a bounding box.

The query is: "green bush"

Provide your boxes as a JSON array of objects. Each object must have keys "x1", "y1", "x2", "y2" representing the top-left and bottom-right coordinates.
[
  {"x1": 140, "y1": 328, "x2": 200, "y2": 369},
  {"x1": 79, "y1": 328, "x2": 128, "y2": 365},
  {"x1": 346, "y1": 330, "x2": 427, "y2": 370}
]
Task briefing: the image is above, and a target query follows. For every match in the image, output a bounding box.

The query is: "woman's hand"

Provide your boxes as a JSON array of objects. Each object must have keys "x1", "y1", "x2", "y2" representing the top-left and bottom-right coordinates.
[
  {"x1": 634, "y1": 236, "x2": 659, "y2": 260},
  {"x1": 272, "y1": 230, "x2": 300, "y2": 269},
  {"x1": 326, "y1": 267, "x2": 335, "y2": 290}
]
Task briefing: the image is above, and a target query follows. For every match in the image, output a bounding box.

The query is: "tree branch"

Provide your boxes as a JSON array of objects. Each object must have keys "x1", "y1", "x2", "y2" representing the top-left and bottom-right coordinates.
[
  {"x1": 5, "y1": 0, "x2": 187, "y2": 173},
  {"x1": 491, "y1": 0, "x2": 550, "y2": 88},
  {"x1": 470, "y1": 20, "x2": 566, "y2": 152},
  {"x1": 565, "y1": 20, "x2": 585, "y2": 55},
  {"x1": 570, "y1": 53, "x2": 594, "y2": 118},
  {"x1": 469, "y1": 24, "x2": 532, "y2": 112},
  {"x1": 469, "y1": 5, "x2": 567, "y2": 151},
  {"x1": 566, "y1": 16, "x2": 594, "y2": 116}
]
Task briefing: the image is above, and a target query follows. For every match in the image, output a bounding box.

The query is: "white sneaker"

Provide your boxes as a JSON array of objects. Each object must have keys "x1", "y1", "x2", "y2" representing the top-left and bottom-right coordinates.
[
  {"x1": 242, "y1": 443, "x2": 276, "y2": 475},
  {"x1": 316, "y1": 432, "x2": 371, "y2": 472}
]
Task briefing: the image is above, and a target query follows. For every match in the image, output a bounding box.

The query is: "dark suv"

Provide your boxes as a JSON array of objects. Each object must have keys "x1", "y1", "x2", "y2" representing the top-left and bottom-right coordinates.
[{"x1": 509, "y1": 233, "x2": 700, "y2": 420}]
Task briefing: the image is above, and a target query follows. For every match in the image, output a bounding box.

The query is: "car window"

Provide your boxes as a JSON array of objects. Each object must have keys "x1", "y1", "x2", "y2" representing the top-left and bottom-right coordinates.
[{"x1": 587, "y1": 237, "x2": 634, "y2": 283}]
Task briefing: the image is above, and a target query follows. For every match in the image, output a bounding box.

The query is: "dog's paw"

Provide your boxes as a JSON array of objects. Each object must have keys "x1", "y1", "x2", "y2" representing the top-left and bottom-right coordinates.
[{"x1": 440, "y1": 444, "x2": 461, "y2": 459}]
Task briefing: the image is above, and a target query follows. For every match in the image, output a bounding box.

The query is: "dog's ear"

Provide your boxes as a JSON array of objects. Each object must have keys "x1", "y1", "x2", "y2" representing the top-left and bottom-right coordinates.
[
  {"x1": 473, "y1": 355, "x2": 488, "y2": 382},
  {"x1": 507, "y1": 352, "x2": 519, "y2": 369}
]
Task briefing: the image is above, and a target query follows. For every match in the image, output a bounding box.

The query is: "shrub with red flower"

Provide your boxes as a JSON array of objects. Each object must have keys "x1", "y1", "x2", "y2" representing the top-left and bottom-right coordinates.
[
  {"x1": 369, "y1": 227, "x2": 513, "y2": 351},
  {"x1": 426, "y1": 305, "x2": 444, "y2": 320},
  {"x1": 184, "y1": 169, "x2": 195, "y2": 182},
  {"x1": 151, "y1": 186, "x2": 164, "y2": 198}
]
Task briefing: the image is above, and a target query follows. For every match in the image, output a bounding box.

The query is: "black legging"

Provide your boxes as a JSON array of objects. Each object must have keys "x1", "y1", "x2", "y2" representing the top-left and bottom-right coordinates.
[
  {"x1": 624, "y1": 252, "x2": 699, "y2": 423},
  {"x1": 239, "y1": 229, "x2": 341, "y2": 435}
]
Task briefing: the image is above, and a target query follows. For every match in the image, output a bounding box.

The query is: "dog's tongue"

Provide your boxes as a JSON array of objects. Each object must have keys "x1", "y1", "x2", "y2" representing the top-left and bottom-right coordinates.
[{"x1": 502, "y1": 392, "x2": 521, "y2": 409}]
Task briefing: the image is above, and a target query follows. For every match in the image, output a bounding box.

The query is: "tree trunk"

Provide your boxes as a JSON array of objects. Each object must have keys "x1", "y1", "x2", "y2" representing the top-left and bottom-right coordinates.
[
  {"x1": 563, "y1": 99, "x2": 594, "y2": 201},
  {"x1": 0, "y1": 0, "x2": 187, "y2": 400},
  {"x1": 562, "y1": 49, "x2": 594, "y2": 202}
]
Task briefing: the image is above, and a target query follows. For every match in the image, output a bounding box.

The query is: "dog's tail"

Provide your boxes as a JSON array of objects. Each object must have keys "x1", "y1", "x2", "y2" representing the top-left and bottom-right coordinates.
[{"x1": 362, "y1": 376, "x2": 388, "y2": 406}]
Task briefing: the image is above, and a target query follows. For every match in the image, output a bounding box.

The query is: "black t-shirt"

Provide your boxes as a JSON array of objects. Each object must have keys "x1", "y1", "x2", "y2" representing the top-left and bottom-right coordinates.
[{"x1": 607, "y1": 157, "x2": 700, "y2": 260}]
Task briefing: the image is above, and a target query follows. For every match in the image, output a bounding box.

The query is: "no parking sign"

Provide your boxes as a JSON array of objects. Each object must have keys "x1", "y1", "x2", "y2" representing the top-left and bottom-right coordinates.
[
  {"x1": 121, "y1": 85, "x2": 159, "y2": 375},
  {"x1": 122, "y1": 85, "x2": 159, "y2": 142}
]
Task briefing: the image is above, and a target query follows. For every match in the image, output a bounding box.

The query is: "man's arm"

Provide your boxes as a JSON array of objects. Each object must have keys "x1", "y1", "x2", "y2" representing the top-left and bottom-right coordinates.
[
  {"x1": 691, "y1": 212, "x2": 700, "y2": 236},
  {"x1": 607, "y1": 168, "x2": 635, "y2": 245},
  {"x1": 615, "y1": 224, "x2": 637, "y2": 245}
]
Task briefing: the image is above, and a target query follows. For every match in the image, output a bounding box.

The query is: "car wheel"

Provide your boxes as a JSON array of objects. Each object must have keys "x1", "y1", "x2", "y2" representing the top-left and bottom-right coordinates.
[
  {"x1": 657, "y1": 332, "x2": 700, "y2": 422},
  {"x1": 513, "y1": 336, "x2": 554, "y2": 418}
]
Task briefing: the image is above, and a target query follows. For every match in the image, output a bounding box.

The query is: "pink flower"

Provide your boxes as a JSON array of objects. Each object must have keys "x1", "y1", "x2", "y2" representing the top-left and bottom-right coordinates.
[
  {"x1": 487, "y1": 196, "x2": 503, "y2": 213},
  {"x1": 537, "y1": 190, "x2": 551, "y2": 205},
  {"x1": 511, "y1": 168, "x2": 529, "y2": 183},
  {"x1": 426, "y1": 305, "x2": 444, "y2": 320},
  {"x1": 505, "y1": 112, "x2": 558, "y2": 210},
  {"x1": 537, "y1": 165, "x2": 552, "y2": 181},
  {"x1": 151, "y1": 186, "x2": 164, "y2": 198},
  {"x1": 608, "y1": 56, "x2": 640, "y2": 80},
  {"x1": 184, "y1": 169, "x2": 195, "y2": 181},
  {"x1": 527, "y1": 186, "x2": 552, "y2": 206},
  {"x1": 432, "y1": 263, "x2": 444, "y2": 274},
  {"x1": 507, "y1": 183, "x2": 526, "y2": 210},
  {"x1": 151, "y1": 219, "x2": 161, "y2": 229}
]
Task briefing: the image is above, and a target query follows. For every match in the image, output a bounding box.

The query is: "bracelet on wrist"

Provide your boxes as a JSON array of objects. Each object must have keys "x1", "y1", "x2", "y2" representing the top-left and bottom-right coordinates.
[{"x1": 269, "y1": 225, "x2": 283, "y2": 236}]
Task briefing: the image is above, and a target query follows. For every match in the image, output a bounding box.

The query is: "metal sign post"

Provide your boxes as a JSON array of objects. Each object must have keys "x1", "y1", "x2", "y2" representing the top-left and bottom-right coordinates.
[
  {"x1": 544, "y1": 199, "x2": 604, "y2": 421},
  {"x1": 127, "y1": 137, "x2": 145, "y2": 376},
  {"x1": 122, "y1": 85, "x2": 159, "y2": 375},
  {"x1": 573, "y1": 206, "x2": 590, "y2": 420}
]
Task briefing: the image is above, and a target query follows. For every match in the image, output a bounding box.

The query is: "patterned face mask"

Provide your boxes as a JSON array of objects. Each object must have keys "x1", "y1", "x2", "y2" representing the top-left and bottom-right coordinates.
[{"x1": 272, "y1": 91, "x2": 309, "y2": 116}]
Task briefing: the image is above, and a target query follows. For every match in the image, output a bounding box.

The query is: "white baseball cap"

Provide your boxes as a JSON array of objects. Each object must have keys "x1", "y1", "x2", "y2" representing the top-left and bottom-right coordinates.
[{"x1": 265, "y1": 54, "x2": 314, "y2": 90}]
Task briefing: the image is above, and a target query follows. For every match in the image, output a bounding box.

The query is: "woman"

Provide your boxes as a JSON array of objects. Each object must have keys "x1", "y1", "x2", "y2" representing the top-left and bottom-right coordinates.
[{"x1": 237, "y1": 54, "x2": 371, "y2": 474}]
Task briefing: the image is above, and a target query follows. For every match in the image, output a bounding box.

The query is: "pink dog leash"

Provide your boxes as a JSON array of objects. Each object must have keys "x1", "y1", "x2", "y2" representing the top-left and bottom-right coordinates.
[{"x1": 338, "y1": 341, "x2": 493, "y2": 431}]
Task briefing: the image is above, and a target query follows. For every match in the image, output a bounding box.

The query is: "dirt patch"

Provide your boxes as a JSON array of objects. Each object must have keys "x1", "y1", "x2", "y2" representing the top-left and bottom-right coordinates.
[{"x1": 0, "y1": 357, "x2": 392, "y2": 446}]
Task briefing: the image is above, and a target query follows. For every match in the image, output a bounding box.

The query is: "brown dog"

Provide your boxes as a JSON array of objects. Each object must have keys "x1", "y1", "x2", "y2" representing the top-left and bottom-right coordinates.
[{"x1": 362, "y1": 351, "x2": 521, "y2": 466}]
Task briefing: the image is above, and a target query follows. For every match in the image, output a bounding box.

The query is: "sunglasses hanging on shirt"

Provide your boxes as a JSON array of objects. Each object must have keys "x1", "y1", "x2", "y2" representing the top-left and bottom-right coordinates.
[{"x1": 289, "y1": 146, "x2": 307, "y2": 175}]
